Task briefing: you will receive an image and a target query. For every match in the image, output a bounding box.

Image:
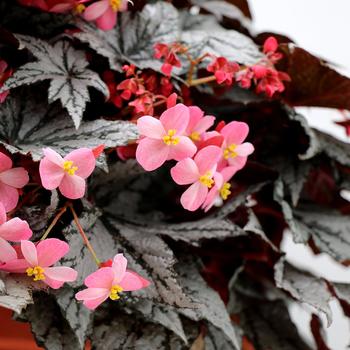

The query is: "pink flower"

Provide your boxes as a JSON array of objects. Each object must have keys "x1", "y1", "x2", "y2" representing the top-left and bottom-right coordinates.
[
  {"x1": 83, "y1": 0, "x2": 128, "y2": 31},
  {"x1": 207, "y1": 56, "x2": 239, "y2": 86},
  {"x1": 0, "y1": 237, "x2": 18, "y2": 265},
  {"x1": 236, "y1": 67, "x2": 254, "y2": 89},
  {"x1": 39, "y1": 147, "x2": 96, "y2": 199},
  {"x1": 129, "y1": 94, "x2": 154, "y2": 115},
  {"x1": 202, "y1": 167, "x2": 237, "y2": 212},
  {"x1": 0, "y1": 152, "x2": 29, "y2": 212},
  {"x1": 1, "y1": 239, "x2": 77, "y2": 289},
  {"x1": 75, "y1": 253, "x2": 150, "y2": 310},
  {"x1": 186, "y1": 106, "x2": 215, "y2": 143},
  {"x1": 170, "y1": 145, "x2": 222, "y2": 211},
  {"x1": 154, "y1": 43, "x2": 184, "y2": 76},
  {"x1": 263, "y1": 36, "x2": 283, "y2": 64},
  {"x1": 18, "y1": 0, "x2": 88, "y2": 13},
  {"x1": 0, "y1": 202, "x2": 32, "y2": 242},
  {"x1": 136, "y1": 104, "x2": 197, "y2": 171},
  {"x1": 219, "y1": 121, "x2": 254, "y2": 170},
  {"x1": 255, "y1": 68, "x2": 290, "y2": 97}
]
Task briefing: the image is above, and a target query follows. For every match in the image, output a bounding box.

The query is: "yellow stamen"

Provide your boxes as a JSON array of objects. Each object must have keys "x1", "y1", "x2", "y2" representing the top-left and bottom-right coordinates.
[
  {"x1": 109, "y1": 285, "x2": 123, "y2": 300},
  {"x1": 199, "y1": 172, "x2": 214, "y2": 188},
  {"x1": 220, "y1": 182, "x2": 231, "y2": 200},
  {"x1": 223, "y1": 144, "x2": 238, "y2": 159},
  {"x1": 74, "y1": 4, "x2": 86, "y2": 14},
  {"x1": 63, "y1": 160, "x2": 78, "y2": 176},
  {"x1": 190, "y1": 131, "x2": 201, "y2": 142},
  {"x1": 110, "y1": 0, "x2": 122, "y2": 11},
  {"x1": 26, "y1": 266, "x2": 45, "y2": 281},
  {"x1": 162, "y1": 129, "x2": 180, "y2": 146}
]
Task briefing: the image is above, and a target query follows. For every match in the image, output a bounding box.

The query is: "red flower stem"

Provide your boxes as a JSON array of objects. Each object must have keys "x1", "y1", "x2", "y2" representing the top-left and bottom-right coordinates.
[
  {"x1": 188, "y1": 75, "x2": 217, "y2": 86},
  {"x1": 40, "y1": 205, "x2": 67, "y2": 241},
  {"x1": 68, "y1": 203, "x2": 101, "y2": 267}
]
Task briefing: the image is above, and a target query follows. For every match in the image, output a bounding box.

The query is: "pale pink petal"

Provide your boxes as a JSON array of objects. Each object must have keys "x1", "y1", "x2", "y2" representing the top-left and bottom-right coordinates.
[
  {"x1": 168, "y1": 136, "x2": 197, "y2": 161},
  {"x1": 0, "y1": 202, "x2": 6, "y2": 224},
  {"x1": 112, "y1": 254, "x2": 127, "y2": 283},
  {"x1": 0, "y1": 182, "x2": 19, "y2": 212},
  {"x1": 0, "y1": 168, "x2": 29, "y2": 188},
  {"x1": 194, "y1": 115, "x2": 215, "y2": 134},
  {"x1": 39, "y1": 157, "x2": 64, "y2": 190},
  {"x1": 119, "y1": 271, "x2": 150, "y2": 291},
  {"x1": 0, "y1": 258, "x2": 29, "y2": 273},
  {"x1": 221, "y1": 121, "x2": 249, "y2": 145},
  {"x1": 159, "y1": 104, "x2": 190, "y2": 135},
  {"x1": 82, "y1": 293, "x2": 110, "y2": 310},
  {"x1": 43, "y1": 276, "x2": 65, "y2": 289},
  {"x1": 221, "y1": 166, "x2": 238, "y2": 182},
  {"x1": 85, "y1": 267, "x2": 114, "y2": 288},
  {"x1": 0, "y1": 237, "x2": 17, "y2": 263},
  {"x1": 0, "y1": 218, "x2": 32, "y2": 241},
  {"x1": 49, "y1": 3, "x2": 74, "y2": 12},
  {"x1": 37, "y1": 238, "x2": 69, "y2": 267},
  {"x1": 235, "y1": 142, "x2": 254, "y2": 157},
  {"x1": 136, "y1": 138, "x2": 169, "y2": 171},
  {"x1": 43, "y1": 148, "x2": 64, "y2": 167},
  {"x1": 0, "y1": 152, "x2": 12, "y2": 172},
  {"x1": 194, "y1": 145, "x2": 222, "y2": 175},
  {"x1": 137, "y1": 116, "x2": 165, "y2": 139},
  {"x1": 59, "y1": 175, "x2": 86, "y2": 199},
  {"x1": 83, "y1": 0, "x2": 109, "y2": 21},
  {"x1": 180, "y1": 181, "x2": 208, "y2": 211},
  {"x1": 202, "y1": 187, "x2": 219, "y2": 212},
  {"x1": 170, "y1": 158, "x2": 199, "y2": 185},
  {"x1": 96, "y1": 7, "x2": 117, "y2": 31},
  {"x1": 44, "y1": 266, "x2": 78, "y2": 282},
  {"x1": 21, "y1": 240, "x2": 38, "y2": 266},
  {"x1": 64, "y1": 148, "x2": 96, "y2": 178},
  {"x1": 187, "y1": 106, "x2": 204, "y2": 133},
  {"x1": 227, "y1": 156, "x2": 247, "y2": 170},
  {"x1": 76, "y1": 287, "x2": 110, "y2": 301}
]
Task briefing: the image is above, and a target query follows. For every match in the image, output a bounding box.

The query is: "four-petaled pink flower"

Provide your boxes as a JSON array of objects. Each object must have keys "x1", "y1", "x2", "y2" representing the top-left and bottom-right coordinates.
[
  {"x1": 1, "y1": 238, "x2": 77, "y2": 289},
  {"x1": 75, "y1": 253, "x2": 150, "y2": 310},
  {"x1": 84, "y1": 0, "x2": 128, "y2": 31},
  {"x1": 171, "y1": 145, "x2": 222, "y2": 211},
  {"x1": 219, "y1": 121, "x2": 254, "y2": 171},
  {"x1": 136, "y1": 104, "x2": 197, "y2": 171},
  {"x1": 186, "y1": 106, "x2": 215, "y2": 144},
  {"x1": 207, "y1": 56, "x2": 239, "y2": 86},
  {"x1": 0, "y1": 152, "x2": 29, "y2": 212},
  {"x1": 39, "y1": 147, "x2": 96, "y2": 199}
]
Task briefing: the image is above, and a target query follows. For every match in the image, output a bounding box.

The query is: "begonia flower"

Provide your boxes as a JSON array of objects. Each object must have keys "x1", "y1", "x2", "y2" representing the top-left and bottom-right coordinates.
[
  {"x1": 0, "y1": 152, "x2": 29, "y2": 212},
  {"x1": 39, "y1": 147, "x2": 96, "y2": 199},
  {"x1": 207, "y1": 56, "x2": 239, "y2": 86},
  {"x1": 136, "y1": 104, "x2": 197, "y2": 171},
  {"x1": 75, "y1": 253, "x2": 150, "y2": 310},
  {"x1": 263, "y1": 36, "x2": 283, "y2": 64},
  {"x1": 1, "y1": 239, "x2": 77, "y2": 289},
  {"x1": 186, "y1": 106, "x2": 215, "y2": 143},
  {"x1": 170, "y1": 145, "x2": 222, "y2": 211},
  {"x1": 255, "y1": 68, "x2": 291, "y2": 97},
  {"x1": 154, "y1": 43, "x2": 184, "y2": 76}
]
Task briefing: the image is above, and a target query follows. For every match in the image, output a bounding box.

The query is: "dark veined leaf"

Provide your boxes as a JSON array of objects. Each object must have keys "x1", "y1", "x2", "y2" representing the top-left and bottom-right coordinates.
[
  {"x1": 0, "y1": 35, "x2": 109, "y2": 128},
  {"x1": 274, "y1": 259, "x2": 333, "y2": 326},
  {"x1": 0, "y1": 91, "x2": 138, "y2": 171}
]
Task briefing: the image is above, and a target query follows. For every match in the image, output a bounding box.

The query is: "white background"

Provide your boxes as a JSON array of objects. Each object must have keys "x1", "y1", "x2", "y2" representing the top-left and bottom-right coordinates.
[{"x1": 247, "y1": 1, "x2": 350, "y2": 348}]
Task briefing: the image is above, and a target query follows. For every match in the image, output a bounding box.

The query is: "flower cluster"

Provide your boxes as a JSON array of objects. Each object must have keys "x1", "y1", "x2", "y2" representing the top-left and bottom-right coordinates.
[
  {"x1": 136, "y1": 103, "x2": 254, "y2": 211},
  {"x1": 154, "y1": 43, "x2": 188, "y2": 76}
]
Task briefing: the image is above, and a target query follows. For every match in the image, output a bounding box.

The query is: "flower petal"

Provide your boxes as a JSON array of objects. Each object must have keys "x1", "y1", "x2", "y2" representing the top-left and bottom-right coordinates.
[
  {"x1": 170, "y1": 158, "x2": 199, "y2": 185},
  {"x1": 21, "y1": 240, "x2": 38, "y2": 266},
  {"x1": 194, "y1": 145, "x2": 222, "y2": 175},
  {"x1": 167, "y1": 136, "x2": 197, "y2": 161},
  {"x1": 119, "y1": 271, "x2": 150, "y2": 291},
  {"x1": 85, "y1": 267, "x2": 114, "y2": 288},
  {"x1": 0, "y1": 182, "x2": 19, "y2": 212},
  {"x1": 235, "y1": 142, "x2": 254, "y2": 157},
  {"x1": 82, "y1": 292, "x2": 110, "y2": 310},
  {"x1": 44, "y1": 266, "x2": 78, "y2": 282},
  {"x1": 95, "y1": 7, "x2": 117, "y2": 31},
  {"x1": 83, "y1": 0, "x2": 109, "y2": 21},
  {"x1": 137, "y1": 116, "x2": 165, "y2": 139},
  {"x1": 221, "y1": 121, "x2": 249, "y2": 145},
  {"x1": 180, "y1": 181, "x2": 208, "y2": 211},
  {"x1": 227, "y1": 156, "x2": 247, "y2": 171},
  {"x1": 221, "y1": 166, "x2": 238, "y2": 181},
  {"x1": 0, "y1": 152, "x2": 12, "y2": 172},
  {"x1": 0, "y1": 258, "x2": 29, "y2": 273},
  {"x1": 194, "y1": 115, "x2": 215, "y2": 135},
  {"x1": 43, "y1": 276, "x2": 65, "y2": 289},
  {"x1": 64, "y1": 148, "x2": 96, "y2": 178},
  {"x1": 0, "y1": 202, "x2": 6, "y2": 224},
  {"x1": 39, "y1": 157, "x2": 64, "y2": 190},
  {"x1": 0, "y1": 168, "x2": 29, "y2": 188},
  {"x1": 59, "y1": 175, "x2": 86, "y2": 199},
  {"x1": 75, "y1": 287, "x2": 110, "y2": 301},
  {"x1": 112, "y1": 254, "x2": 127, "y2": 283},
  {"x1": 159, "y1": 104, "x2": 190, "y2": 135},
  {"x1": 136, "y1": 138, "x2": 169, "y2": 171},
  {"x1": 0, "y1": 237, "x2": 17, "y2": 263},
  {"x1": 37, "y1": 238, "x2": 69, "y2": 267},
  {"x1": 0, "y1": 218, "x2": 32, "y2": 241},
  {"x1": 187, "y1": 106, "x2": 204, "y2": 133},
  {"x1": 43, "y1": 148, "x2": 64, "y2": 167}
]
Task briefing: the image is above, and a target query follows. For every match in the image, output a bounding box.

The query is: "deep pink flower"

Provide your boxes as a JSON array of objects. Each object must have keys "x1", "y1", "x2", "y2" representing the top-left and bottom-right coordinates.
[
  {"x1": 39, "y1": 147, "x2": 96, "y2": 199},
  {"x1": 236, "y1": 67, "x2": 254, "y2": 89},
  {"x1": 84, "y1": 0, "x2": 128, "y2": 31},
  {"x1": 263, "y1": 36, "x2": 283, "y2": 64},
  {"x1": 129, "y1": 94, "x2": 154, "y2": 115},
  {"x1": 1, "y1": 239, "x2": 77, "y2": 289},
  {"x1": 219, "y1": 121, "x2": 254, "y2": 170},
  {"x1": 207, "y1": 57, "x2": 239, "y2": 86},
  {"x1": 0, "y1": 152, "x2": 29, "y2": 212},
  {"x1": 202, "y1": 167, "x2": 237, "y2": 212},
  {"x1": 186, "y1": 106, "x2": 215, "y2": 144},
  {"x1": 255, "y1": 68, "x2": 291, "y2": 97},
  {"x1": 136, "y1": 104, "x2": 197, "y2": 171},
  {"x1": 154, "y1": 43, "x2": 184, "y2": 77},
  {"x1": 75, "y1": 253, "x2": 150, "y2": 310},
  {"x1": 0, "y1": 202, "x2": 32, "y2": 242},
  {"x1": 170, "y1": 145, "x2": 222, "y2": 211}
]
